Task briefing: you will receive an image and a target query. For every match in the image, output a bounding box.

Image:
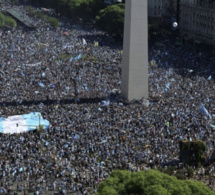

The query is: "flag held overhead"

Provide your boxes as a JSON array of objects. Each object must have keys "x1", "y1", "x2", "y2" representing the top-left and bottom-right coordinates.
[
  {"x1": 0, "y1": 112, "x2": 50, "y2": 134},
  {"x1": 199, "y1": 103, "x2": 212, "y2": 120}
]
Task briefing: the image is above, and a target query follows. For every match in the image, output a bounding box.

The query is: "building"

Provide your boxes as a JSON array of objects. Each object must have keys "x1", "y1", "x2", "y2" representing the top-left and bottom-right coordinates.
[
  {"x1": 180, "y1": 0, "x2": 215, "y2": 46},
  {"x1": 148, "y1": 0, "x2": 178, "y2": 25}
]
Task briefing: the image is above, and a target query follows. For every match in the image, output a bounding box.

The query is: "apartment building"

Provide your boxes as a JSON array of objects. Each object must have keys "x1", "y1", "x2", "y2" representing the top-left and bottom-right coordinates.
[
  {"x1": 148, "y1": 0, "x2": 178, "y2": 24},
  {"x1": 180, "y1": 0, "x2": 215, "y2": 45}
]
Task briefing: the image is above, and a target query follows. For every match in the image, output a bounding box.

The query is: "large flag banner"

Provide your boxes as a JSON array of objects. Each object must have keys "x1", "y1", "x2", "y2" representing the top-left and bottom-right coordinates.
[{"x1": 0, "y1": 112, "x2": 50, "y2": 134}]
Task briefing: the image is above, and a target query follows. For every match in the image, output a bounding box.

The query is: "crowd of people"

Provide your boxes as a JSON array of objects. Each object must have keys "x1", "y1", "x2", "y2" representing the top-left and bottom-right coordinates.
[{"x1": 0, "y1": 2, "x2": 215, "y2": 195}]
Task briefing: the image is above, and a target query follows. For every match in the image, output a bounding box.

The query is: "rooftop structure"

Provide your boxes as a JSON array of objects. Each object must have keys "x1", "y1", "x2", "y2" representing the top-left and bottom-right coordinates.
[{"x1": 180, "y1": 0, "x2": 215, "y2": 45}]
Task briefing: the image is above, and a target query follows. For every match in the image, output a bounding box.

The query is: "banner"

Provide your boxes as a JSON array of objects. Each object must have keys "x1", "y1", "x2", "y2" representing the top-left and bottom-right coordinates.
[{"x1": 0, "y1": 112, "x2": 50, "y2": 134}]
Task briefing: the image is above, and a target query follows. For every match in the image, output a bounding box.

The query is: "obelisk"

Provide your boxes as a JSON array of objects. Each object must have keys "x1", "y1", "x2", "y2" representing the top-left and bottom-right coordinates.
[{"x1": 121, "y1": 0, "x2": 148, "y2": 100}]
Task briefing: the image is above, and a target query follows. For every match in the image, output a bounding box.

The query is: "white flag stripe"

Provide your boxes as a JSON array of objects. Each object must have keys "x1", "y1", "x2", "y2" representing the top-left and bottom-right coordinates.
[
  {"x1": 3, "y1": 115, "x2": 27, "y2": 134},
  {"x1": 0, "y1": 112, "x2": 50, "y2": 134}
]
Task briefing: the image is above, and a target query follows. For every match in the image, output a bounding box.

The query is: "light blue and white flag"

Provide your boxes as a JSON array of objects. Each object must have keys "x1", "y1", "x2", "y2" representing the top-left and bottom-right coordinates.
[
  {"x1": 210, "y1": 124, "x2": 215, "y2": 129},
  {"x1": 0, "y1": 112, "x2": 50, "y2": 134},
  {"x1": 69, "y1": 57, "x2": 73, "y2": 62},
  {"x1": 69, "y1": 53, "x2": 82, "y2": 62},
  {"x1": 199, "y1": 103, "x2": 212, "y2": 120},
  {"x1": 74, "y1": 53, "x2": 82, "y2": 60},
  {"x1": 101, "y1": 100, "x2": 110, "y2": 106},
  {"x1": 73, "y1": 133, "x2": 79, "y2": 140},
  {"x1": 83, "y1": 83, "x2": 88, "y2": 91},
  {"x1": 38, "y1": 82, "x2": 45, "y2": 88},
  {"x1": 165, "y1": 82, "x2": 170, "y2": 92}
]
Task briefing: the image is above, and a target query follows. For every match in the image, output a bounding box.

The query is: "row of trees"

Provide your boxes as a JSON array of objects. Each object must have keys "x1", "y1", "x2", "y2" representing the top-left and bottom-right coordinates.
[
  {"x1": 94, "y1": 140, "x2": 208, "y2": 194},
  {"x1": 179, "y1": 140, "x2": 206, "y2": 167},
  {"x1": 3, "y1": 0, "x2": 160, "y2": 39},
  {"x1": 30, "y1": 0, "x2": 106, "y2": 21},
  {"x1": 96, "y1": 3, "x2": 124, "y2": 38},
  {"x1": 11, "y1": 0, "x2": 154, "y2": 39},
  {"x1": 26, "y1": 0, "x2": 125, "y2": 38},
  {"x1": 94, "y1": 170, "x2": 215, "y2": 195}
]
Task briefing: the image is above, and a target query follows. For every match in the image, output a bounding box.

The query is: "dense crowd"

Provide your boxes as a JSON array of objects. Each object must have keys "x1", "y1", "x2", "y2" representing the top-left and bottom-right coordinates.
[{"x1": 0, "y1": 2, "x2": 215, "y2": 195}]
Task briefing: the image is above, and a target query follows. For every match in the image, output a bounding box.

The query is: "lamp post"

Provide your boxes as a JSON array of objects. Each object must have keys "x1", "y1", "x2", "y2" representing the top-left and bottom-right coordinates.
[
  {"x1": 182, "y1": 69, "x2": 193, "y2": 91},
  {"x1": 184, "y1": 69, "x2": 193, "y2": 82}
]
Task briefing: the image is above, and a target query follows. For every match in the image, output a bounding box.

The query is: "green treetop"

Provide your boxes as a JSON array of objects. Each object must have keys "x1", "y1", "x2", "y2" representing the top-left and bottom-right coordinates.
[{"x1": 94, "y1": 169, "x2": 215, "y2": 195}]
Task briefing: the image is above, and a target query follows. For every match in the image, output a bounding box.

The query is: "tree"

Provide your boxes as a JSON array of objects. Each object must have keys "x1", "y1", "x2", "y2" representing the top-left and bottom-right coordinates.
[
  {"x1": 67, "y1": 0, "x2": 91, "y2": 21},
  {"x1": 0, "y1": 12, "x2": 5, "y2": 27},
  {"x1": 179, "y1": 140, "x2": 206, "y2": 167},
  {"x1": 89, "y1": 0, "x2": 106, "y2": 19},
  {"x1": 29, "y1": 0, "x2": 105, "y2": 22},
  {"x1": 4, "y1": 16, "x2": 17, "y2": 28},
  {"x1": 10, "y1": 0, "x2": 18, "y2": 5},
  {"x1": 96, "y1": 3, "x2": 125, "y2": 38},
  {"x1": 47, "y1": 17, "x2": 60, "y2": 27},
  {"x1": 0, "y1": 12, "x2": 17, "y2": 29},
  {"x1": 94, "y1": 170, "x2": 215, "y2": 195},
  {"x1": 144, "y1": 185, "x2": 169, "y2": 195},
  {"x1": 187, "y1": 166, "x2": 194, "y2": 178},
  {"x1": 98, "y1": 186, "x2": 118, "y2": 195}
]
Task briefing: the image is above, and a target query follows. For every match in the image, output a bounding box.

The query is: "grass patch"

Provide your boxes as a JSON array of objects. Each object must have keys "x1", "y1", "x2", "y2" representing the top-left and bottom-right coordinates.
[
  {"x1": 56, "y1": 54, "x2": 100, "y2": 62},
  {"x1": 37, "y1": 42, "x2": 48, "y2": 49},
  {"x1": 0, "y1": 12, "x2": 4, "y2": 27},
  {"x1": 57, "y1": 54, "x2": 72, "y2": 61},
  {"x1": 25, "y1": 6, "x2": 59, "y2": 27},
  {"x1": 26, "y1": 6, "x2": 47, "y2": 20},
  {"x1": 0, "y1": 11, "x2": 16, "y2": 28},
  {"x1": 25, "y1": 6, "x2": 34, "y2": 14},
  {"x1": 5, "y1": 16, "x2": 17, "y2": 28},
  {"x1": 47, "y1": 16, "x2": 60, "y2": 27},
  {"x1": 82, "y1": 54, "x2": 98, "y2": 62}
]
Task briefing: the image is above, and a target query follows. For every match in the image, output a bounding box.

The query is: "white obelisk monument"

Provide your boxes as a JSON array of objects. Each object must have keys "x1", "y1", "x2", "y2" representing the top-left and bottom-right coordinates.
[{"x1": 121, "y1": 0, "x2": 148, "y2": 100}]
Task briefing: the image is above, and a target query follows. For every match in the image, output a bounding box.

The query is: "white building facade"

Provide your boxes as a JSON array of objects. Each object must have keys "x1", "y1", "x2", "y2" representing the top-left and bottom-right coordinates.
[
  {"x1": 148, "y1": 0, "x2": 177, "y2": 22},
  {"x1": 179, "y1": 0, "x2": 215, "y2": 45}
]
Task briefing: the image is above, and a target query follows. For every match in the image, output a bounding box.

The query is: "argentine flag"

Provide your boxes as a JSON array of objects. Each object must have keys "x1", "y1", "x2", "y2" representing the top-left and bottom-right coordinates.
[
  {"x1": 0, "y1": 112, "x2": 50, "y2": 134},
  {"x1": 69, "y1": 53, "x2": 82, "y2": 62},
  {"x1": 199, "y1": 103, "x2": 212, "y2": 120}
]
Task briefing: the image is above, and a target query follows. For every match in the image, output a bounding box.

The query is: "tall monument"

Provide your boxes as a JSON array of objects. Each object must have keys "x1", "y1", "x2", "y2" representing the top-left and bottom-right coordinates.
[{"x1": 121, "y1": 0, "x2": 148, "y2": 100}]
